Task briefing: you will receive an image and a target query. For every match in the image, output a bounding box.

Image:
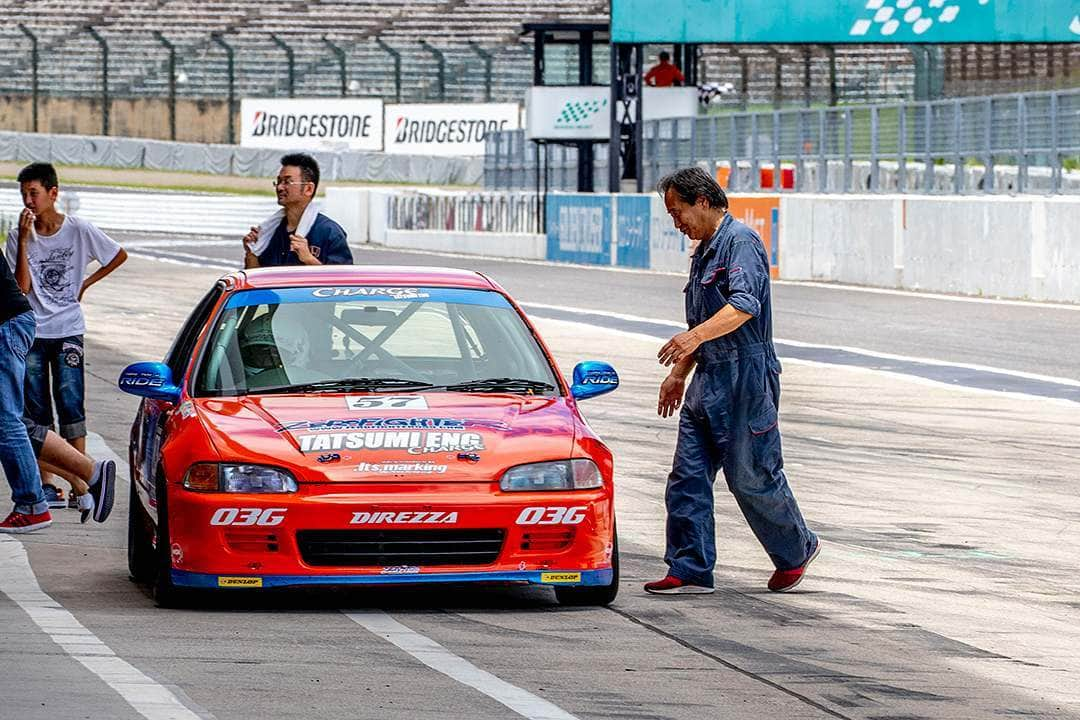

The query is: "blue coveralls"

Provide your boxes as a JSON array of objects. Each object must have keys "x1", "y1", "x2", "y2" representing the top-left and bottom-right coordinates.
[{"x1": 665, "y1": 214, "x2": 816, "y2": 587}]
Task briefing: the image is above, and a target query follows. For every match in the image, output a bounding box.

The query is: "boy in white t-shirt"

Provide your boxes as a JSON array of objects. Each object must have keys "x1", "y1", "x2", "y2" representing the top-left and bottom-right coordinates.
[{"x1": 6, "y1": 163, "x2": 127, "y2": 502}]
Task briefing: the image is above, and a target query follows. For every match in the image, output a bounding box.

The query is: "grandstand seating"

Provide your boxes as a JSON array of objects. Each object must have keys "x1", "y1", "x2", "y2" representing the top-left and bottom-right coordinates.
[{"x1": 0, "y1": 0, "x2": 1075, "y2": 110}]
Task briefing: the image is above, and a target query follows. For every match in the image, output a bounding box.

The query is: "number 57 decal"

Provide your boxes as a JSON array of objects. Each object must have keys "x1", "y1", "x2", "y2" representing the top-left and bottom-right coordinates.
[
  {"x1": 210, "y1": 508, "x2": 287, "y2": 526},
  {"x1": 346, "y1": 395, "x2": 429, "y2": 410}
]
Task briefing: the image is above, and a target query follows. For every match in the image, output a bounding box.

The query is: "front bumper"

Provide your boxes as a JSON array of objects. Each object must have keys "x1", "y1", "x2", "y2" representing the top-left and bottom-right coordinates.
[
  {"x1": 173, "y1": 568, "x2": 614, "y2": 589},
  {"x1": 165, "y1": 482, "x2": 615, "y2": 586}
]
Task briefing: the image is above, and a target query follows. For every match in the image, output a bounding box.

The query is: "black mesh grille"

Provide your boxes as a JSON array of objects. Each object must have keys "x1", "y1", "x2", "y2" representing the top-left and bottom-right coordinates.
[{"x1": 296, "y1": 529, "x2": 505, "y2": 567}]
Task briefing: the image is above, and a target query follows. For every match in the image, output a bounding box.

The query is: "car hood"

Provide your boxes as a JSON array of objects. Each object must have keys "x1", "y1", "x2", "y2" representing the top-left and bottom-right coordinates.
[{"x1": 194, "y1": 393, "x2": 576, "y2": 482}]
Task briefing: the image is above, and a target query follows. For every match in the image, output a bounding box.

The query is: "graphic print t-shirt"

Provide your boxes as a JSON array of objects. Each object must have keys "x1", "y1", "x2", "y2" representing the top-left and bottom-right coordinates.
[{"x1": 5, "y1": 215, "x2": 121, "y2": 339}]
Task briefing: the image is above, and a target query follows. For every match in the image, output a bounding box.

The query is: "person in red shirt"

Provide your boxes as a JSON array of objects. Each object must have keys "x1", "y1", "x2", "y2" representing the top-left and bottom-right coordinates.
[{"x1": 644, "y1": 51, "x2": 685, "y2": 87}]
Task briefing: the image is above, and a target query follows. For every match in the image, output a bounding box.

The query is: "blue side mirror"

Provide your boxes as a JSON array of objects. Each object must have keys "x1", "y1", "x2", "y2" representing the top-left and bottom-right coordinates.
[
  {"x1": 118, "y1": 362, "x2": 181, "y2": 404},
  {"x1": 570, "y1": 361, "x2": 619, "y2": 400}
]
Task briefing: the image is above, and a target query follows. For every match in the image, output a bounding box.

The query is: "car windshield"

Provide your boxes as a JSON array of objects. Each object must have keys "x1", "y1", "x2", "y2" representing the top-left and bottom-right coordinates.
[{"x1": 194, "y1": 286, "x2": 560, "y2": 397}]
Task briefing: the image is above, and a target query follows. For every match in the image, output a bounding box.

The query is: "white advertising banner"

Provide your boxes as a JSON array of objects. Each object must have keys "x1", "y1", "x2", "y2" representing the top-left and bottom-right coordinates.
[
  {"x1": 525, "y1": 86, "x2": 698, "y2": 140},
  {"x1": 384, "y1": 103, "x2": 520, "y2": 156},
  {"x1": 526, "y1": 86, "x2": 611, "y2": 140},
  {"x1": 642, "y1": 87, "x2": 699, "y2": 121},
  {"x1": 241, "y1": 98, "x2": 384, "y2": 151}
]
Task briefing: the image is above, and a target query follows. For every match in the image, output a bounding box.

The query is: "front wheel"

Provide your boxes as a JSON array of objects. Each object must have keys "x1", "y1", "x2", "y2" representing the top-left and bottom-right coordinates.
[
  {"x1": 150, "y1": 469, "x2": 189, "y2": 608},
  {"x1": 555, "y1": 528, "x2": 619, "y2": 607},
  {"x1": 127, "y1": 476, "x2": 155, "y2": 583}
]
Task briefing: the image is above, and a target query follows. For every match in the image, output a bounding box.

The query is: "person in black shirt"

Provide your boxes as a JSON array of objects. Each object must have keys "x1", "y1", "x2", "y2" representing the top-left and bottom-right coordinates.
[{"x1": 0, "y1": 255, "x2": 50, "y2": 532}]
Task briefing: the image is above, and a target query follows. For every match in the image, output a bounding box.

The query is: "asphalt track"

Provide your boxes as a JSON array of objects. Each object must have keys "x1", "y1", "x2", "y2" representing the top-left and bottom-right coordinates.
[{"x1": 2, "y1": 237, "x2": 1079, "y2": 720}]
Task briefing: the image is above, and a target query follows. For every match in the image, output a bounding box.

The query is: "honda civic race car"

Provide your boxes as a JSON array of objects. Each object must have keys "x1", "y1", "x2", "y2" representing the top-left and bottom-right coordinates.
[{"x1": 119, "y1": 266, "x2": 620, "y2": 606}]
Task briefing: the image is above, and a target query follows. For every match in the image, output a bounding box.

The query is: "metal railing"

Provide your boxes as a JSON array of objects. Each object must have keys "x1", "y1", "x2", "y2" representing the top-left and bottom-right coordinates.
[
  {"x1": 486, "y1": 87, "x2": 1080, "y2": 195},
  {"x1": 644, "y1": 87, "x2": 1080, "y2": 194},
  {"x1": 387, "y1": 191, "x2": 542, "y2": 234}
]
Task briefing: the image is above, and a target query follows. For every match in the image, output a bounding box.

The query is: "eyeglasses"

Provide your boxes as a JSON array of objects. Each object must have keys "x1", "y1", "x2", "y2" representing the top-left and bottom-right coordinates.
[{"x1": 272, "y1": 179, "x2": 310, "y2": 188}]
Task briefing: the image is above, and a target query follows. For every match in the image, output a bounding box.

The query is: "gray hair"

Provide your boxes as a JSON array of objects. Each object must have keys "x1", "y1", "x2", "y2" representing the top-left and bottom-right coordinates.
[{"x1": 656, "y1": 166, "x2": 728, "y2": 210}]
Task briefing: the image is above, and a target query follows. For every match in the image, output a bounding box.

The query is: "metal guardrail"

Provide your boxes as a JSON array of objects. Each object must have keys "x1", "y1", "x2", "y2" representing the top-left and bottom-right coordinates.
[
  {"x1": 486, "y1": 87, "x2": 1080, "y2": 195},
  {"x1": 387, "y1": 191, "x2": 542, "y2": 234},
  {"x1": 644, "y1": 87, "x2": 1080, "y2": 194}
]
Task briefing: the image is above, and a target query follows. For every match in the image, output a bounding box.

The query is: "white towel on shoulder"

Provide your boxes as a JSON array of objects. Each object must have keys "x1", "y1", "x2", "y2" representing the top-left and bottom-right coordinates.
[{"x1": 247, "y1": 201, "x2": 320, "y2": 256}]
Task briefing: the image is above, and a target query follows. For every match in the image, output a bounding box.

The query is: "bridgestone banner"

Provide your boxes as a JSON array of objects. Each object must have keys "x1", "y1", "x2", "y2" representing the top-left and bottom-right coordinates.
[
  {"x1": 241, "y1": 98, "x2": 384, "y2": 151},
  {"x1": 384, "y1": 103, "x2": 520, "y2": 156}
]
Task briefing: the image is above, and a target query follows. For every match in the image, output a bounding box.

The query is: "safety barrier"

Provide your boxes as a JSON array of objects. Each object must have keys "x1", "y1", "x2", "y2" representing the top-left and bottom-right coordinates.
[
  {"x1": 4, "y1": 182, "x2": 1073, "y2": 304},
  {"x1": 0, "y1": 131, "x2": 483, "y2": 186},
  {"x1": 387, "y1": 191, "x2": 541, "y2": 234}
]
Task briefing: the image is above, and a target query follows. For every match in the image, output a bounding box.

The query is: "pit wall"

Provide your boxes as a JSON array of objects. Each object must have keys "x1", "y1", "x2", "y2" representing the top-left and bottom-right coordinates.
[{"x1": 324, "y1": 188, "x2": 1080, "y2": 303}]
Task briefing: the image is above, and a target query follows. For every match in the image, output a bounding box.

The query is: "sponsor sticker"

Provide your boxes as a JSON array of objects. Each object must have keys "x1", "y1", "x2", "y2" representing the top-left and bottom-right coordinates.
[
  {"x1": 516, "y1": 507, "x2": 587, "y2": 525},
  {"x1": 277, "y1": 417, "x2": 509, "y2": 433},
  {"x1": 210, "y1": 508, "x2": 286, "y2": 526},
  {"x1": 178, "y1": 401, "x2": 196, "y2": 418},
  {"x1": 381, "y1": 566, "x2": 420, "y2": 575},
  {"x1": 541, "y1": 572, "x2": 581, "y2": 584},
  {"x1": 298, "y1": 431, "x2": 484, "y2": 455},
  {"x1": 354, "y1": 461, "x2": 448, "y2": 475},
  {"x1": 345, "y1": 396, "x2": 429, "y2": 411},
  {"x1": 350, "y1": 511, "x2": 459, "y2": 525},
  {"x1": 312, "y1": 287, "x2": 429, "y2": 300},
  {"x1": 218, "y1": 576, "x2": 264, "y2": 588}
]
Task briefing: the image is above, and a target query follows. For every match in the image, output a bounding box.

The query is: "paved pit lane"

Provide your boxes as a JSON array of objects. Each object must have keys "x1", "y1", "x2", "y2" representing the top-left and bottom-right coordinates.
[{"x1": 2, "y1": 253, "x2": 1078, "y2": 720}]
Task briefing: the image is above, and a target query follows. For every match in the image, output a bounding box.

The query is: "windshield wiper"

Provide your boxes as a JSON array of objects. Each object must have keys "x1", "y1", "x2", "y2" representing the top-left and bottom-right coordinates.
[
  {"x1": 256, "y1": 378, "x2": 434, "y2": 395},
  {"x1": 438, "y1": 377, "x2": 556, "y2": 394}
]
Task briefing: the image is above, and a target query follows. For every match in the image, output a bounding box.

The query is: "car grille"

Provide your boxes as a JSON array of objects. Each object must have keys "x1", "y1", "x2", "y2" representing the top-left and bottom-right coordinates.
[{"x1": 296, "y1": 529, "x2": 505, "y2": 567}]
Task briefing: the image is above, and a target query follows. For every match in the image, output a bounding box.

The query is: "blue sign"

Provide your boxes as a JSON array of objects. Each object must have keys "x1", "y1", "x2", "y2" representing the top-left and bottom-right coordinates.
[
  {"x1": 612, "y1": 0, "x2": 1080, "y2": 43},
  {"x1": 546, "y1": 195, "x2": 612, "y2": 266},
  {"x1": 615, "y1": 196, "x2": 651, "y2": 269}
]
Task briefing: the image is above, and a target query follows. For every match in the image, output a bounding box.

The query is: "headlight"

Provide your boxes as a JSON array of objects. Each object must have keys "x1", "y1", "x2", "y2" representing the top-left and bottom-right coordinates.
[
  {"x1": 499, "y1": 459, "x2": 602, "y2": 492},
  {"x1": 183, "y1": 463, "x2": 298, "y2": 493}
]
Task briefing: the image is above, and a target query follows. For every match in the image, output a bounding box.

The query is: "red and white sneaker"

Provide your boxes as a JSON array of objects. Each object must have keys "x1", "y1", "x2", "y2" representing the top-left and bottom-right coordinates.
[
  {"x1": 768, "y1": 540, "x2": 821, "y2": 593},
  {"x1": 644, "y1": 574, "x2": 714, "y2": 595},
  {"x1": 0, "y1": 510, "x2": 53, "y2": 534}
]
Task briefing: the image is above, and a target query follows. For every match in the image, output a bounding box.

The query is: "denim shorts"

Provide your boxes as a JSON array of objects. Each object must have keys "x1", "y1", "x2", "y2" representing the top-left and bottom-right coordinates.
[{"x1": 24, "y1": 335, "x2": 87, "y2": 440}]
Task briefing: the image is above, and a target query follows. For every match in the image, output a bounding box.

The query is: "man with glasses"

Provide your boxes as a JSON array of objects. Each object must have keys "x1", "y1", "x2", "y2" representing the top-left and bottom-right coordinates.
[{"x1": 242, "y1": 153, "x2": 352, "y2": 268}]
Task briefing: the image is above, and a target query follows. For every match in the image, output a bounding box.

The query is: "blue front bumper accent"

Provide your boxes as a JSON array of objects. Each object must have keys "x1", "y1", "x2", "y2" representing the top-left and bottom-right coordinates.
[{"x1": 172, "y1": 568, "x2": 613, "y2": 589}]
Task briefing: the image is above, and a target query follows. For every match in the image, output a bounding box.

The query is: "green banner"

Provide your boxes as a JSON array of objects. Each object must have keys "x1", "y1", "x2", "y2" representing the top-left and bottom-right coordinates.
[{"x1": 612, "y1": 0, "x2": 1080, "y2": 43}]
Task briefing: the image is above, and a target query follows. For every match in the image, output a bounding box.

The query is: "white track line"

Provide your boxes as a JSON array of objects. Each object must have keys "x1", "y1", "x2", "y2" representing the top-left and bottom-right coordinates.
[
  {"x1": 521, "y1": 302, "x2": 1080, "y2": 388},
  {"x1": 346, "y1": 611, "x2": 579, "y2": 720},
  {"x1": 0, "y1": 538, "x2": 206, "y2": 720},
  {"x1": 349, "y1": 244, "x2": 1080, "y2": 311},
  {"x1": 121, "y1": 241, "x2": 1080, "y2": 311}
]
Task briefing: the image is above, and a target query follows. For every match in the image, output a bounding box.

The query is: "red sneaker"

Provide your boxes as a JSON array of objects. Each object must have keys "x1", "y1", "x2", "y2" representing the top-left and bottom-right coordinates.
[
  {"x1": 0, "y1": 510, "x2": 53, "y2": 534},
  {"x1": 768, "y1": 540, "x2": 821, "y2": 592},
  {"x1": 644, "y1": 574, "x2": 714, "y2": 595}
]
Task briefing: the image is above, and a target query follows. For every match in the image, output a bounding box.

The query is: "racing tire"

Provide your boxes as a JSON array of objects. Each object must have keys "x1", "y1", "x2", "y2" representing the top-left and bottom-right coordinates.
[
  {"x1": 127, "y1": 475, "x2": 155, "y2": 583},
  {"x1": 554, "y1": 527, "x2": 619, "y2": 607},
  {"x1": 150, "y1": 468, "x2": 189, "y2": 608}
]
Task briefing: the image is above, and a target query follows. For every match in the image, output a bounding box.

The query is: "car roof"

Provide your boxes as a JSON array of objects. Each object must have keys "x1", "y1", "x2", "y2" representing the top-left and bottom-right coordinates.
[{"x1": 227, "y1": 265, "x2": 498, "y2": 291}]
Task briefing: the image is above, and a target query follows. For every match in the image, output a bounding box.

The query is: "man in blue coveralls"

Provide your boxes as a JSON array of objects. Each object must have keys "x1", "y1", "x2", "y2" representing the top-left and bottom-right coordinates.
[{"x1": 646, "y1": 167, "x2": 818, "y2": 595}]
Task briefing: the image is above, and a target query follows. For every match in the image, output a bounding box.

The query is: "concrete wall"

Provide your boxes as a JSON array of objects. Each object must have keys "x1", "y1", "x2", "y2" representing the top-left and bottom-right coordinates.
[
  {"x1": 0, "y1": 96, "x2": 234, "y2": 144},
  {"x1": 779, "y1": 195, "x2": 1080, "y2": 303}
]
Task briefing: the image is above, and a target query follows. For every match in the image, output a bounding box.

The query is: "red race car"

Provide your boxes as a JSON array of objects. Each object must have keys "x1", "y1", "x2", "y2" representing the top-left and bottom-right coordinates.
[{"x1": 119, "y1": 266, "x2": 620, "y2": 606}]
